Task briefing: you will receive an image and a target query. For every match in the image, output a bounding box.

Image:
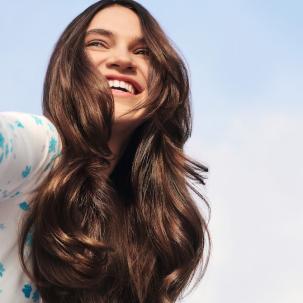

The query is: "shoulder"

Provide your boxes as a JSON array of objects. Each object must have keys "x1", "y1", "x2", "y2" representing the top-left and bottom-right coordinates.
[{"x1": 0, "y1": 111, "x2": 62, "y2": 200}]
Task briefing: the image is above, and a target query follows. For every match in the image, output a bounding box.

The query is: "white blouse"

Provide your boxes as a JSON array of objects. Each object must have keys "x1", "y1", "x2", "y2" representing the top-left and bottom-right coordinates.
[{"x1": 0, "y1": 111, "x2": 62, "y2": 302}]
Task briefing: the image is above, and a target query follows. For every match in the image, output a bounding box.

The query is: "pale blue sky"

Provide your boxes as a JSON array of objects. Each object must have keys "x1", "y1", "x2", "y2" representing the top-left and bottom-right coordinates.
[
  {"x1": 1, "y1": 1, "x2": 302, "y2": 302},
  {"x1": 0, "y1": 0, "x2": 302, "y2": 142}
]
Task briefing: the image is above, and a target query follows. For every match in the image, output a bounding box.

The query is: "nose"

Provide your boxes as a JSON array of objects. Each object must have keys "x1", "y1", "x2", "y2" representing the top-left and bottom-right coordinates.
[{"x1": 106, "y1": 48, "x2": 136, "y2": 71}]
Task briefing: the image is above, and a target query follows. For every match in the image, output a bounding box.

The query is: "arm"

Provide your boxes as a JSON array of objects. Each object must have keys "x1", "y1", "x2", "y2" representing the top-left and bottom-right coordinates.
[{"x1": 0, "y1": 112, "x2": 62, "y2": 201}]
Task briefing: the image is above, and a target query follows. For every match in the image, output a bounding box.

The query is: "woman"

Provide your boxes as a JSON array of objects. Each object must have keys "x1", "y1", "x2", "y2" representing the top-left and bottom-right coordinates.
[{"x1": 0, "y1": 0, "x2": 211, "y2": 302}]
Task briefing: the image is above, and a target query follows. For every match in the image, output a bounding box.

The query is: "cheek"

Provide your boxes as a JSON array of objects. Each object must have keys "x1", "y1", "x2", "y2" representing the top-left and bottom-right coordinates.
[
  {"x1": 142, "y1": 64, "x2": 150, "y2": 82},
  {"x1": 85, "y1": 50, "x2": 105, "y2": 66}
]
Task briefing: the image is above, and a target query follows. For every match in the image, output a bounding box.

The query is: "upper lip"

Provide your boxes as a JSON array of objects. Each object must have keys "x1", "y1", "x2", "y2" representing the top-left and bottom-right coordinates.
[{"x1": 104, "y1": 74, "x2": 143, "y2": 94}]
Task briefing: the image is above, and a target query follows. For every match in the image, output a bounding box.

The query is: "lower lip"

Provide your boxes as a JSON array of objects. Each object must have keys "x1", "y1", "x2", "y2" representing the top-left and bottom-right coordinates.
[{"x1": 111, "y1": 88, "x2": 136, "y2": 97}]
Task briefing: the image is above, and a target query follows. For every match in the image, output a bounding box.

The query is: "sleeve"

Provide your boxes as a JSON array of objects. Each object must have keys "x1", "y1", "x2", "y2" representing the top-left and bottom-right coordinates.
[{"x1": 0, "y1": 111, "x2": 62, "y2": 201}]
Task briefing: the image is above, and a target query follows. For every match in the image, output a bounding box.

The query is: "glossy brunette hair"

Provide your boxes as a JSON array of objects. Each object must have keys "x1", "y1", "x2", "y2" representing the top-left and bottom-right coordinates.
[{"x1": 18, "y1": 0, "x2": 211, "y2": 302}]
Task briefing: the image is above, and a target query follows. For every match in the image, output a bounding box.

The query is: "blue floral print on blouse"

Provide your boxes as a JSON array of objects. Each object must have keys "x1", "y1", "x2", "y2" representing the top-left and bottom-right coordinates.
[
  {"x1": 21, "y1": 165, "x2": 32, "y2": 178},
  {"x1": 0, "y1": 111, "x2": 62, "y2": 302},
  {"x1": 0, "y1": 263, "x2": 5, "y2": 277},
  {"x1": 19, "y1": 201, "x2": 30, "y2": 211},
  {"x1": 22, "y1": 283, "x2": 32, "y2": 298}
]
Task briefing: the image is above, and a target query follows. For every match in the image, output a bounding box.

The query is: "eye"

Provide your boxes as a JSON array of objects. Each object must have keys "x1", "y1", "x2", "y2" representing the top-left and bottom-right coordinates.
[
  {"x1": 86, "y1": 40, "x2": 107, "y2": 48},
  {"x1": 135, "y1": 48, "x2": 150, "y2": 56}
]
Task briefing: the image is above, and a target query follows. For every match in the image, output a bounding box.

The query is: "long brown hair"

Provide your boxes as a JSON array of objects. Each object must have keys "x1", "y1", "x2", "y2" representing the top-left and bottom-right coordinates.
[{"x1": 18, "y1": 1, "x2": 211, "y2": 302}]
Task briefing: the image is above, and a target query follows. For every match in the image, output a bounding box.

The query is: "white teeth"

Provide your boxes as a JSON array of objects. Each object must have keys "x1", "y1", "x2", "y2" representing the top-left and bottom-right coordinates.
[
  {"x1": 114, "y1": 80, "x2": 119, "y2": 88},
  {"x1": 108, "y1": 79, "x2": 135, "y2": 94}
]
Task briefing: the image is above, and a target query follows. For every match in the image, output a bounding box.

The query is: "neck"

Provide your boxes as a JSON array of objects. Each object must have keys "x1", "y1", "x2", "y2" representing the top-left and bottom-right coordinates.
[{"x1": 102, "y1": 125, "x2": 133, "y2": 178}]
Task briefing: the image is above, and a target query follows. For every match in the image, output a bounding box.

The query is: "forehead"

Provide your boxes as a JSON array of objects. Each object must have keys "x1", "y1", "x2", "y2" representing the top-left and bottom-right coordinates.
[{"x1": 86, "y1": 5, "x2": 143, "y2": 38}]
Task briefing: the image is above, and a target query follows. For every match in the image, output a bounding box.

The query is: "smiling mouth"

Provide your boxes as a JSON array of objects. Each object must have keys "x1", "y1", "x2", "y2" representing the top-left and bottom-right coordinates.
[
  {"x1": 106, "y1": 74, "x2": 143, "y2": 96},
  {"x1": 111, "y1": 87, "x2": 137, "y2": 97}
]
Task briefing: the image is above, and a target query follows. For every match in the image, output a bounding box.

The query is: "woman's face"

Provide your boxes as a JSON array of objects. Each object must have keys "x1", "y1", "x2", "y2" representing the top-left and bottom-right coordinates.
[{"x1": 84, "y1": 5, "x2": 149, "y2": 130}]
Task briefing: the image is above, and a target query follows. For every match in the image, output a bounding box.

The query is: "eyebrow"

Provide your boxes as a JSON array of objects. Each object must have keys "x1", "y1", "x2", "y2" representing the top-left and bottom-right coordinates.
[{"x1": 85, "y1": 28, "x2": 146, "y2": 44}]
